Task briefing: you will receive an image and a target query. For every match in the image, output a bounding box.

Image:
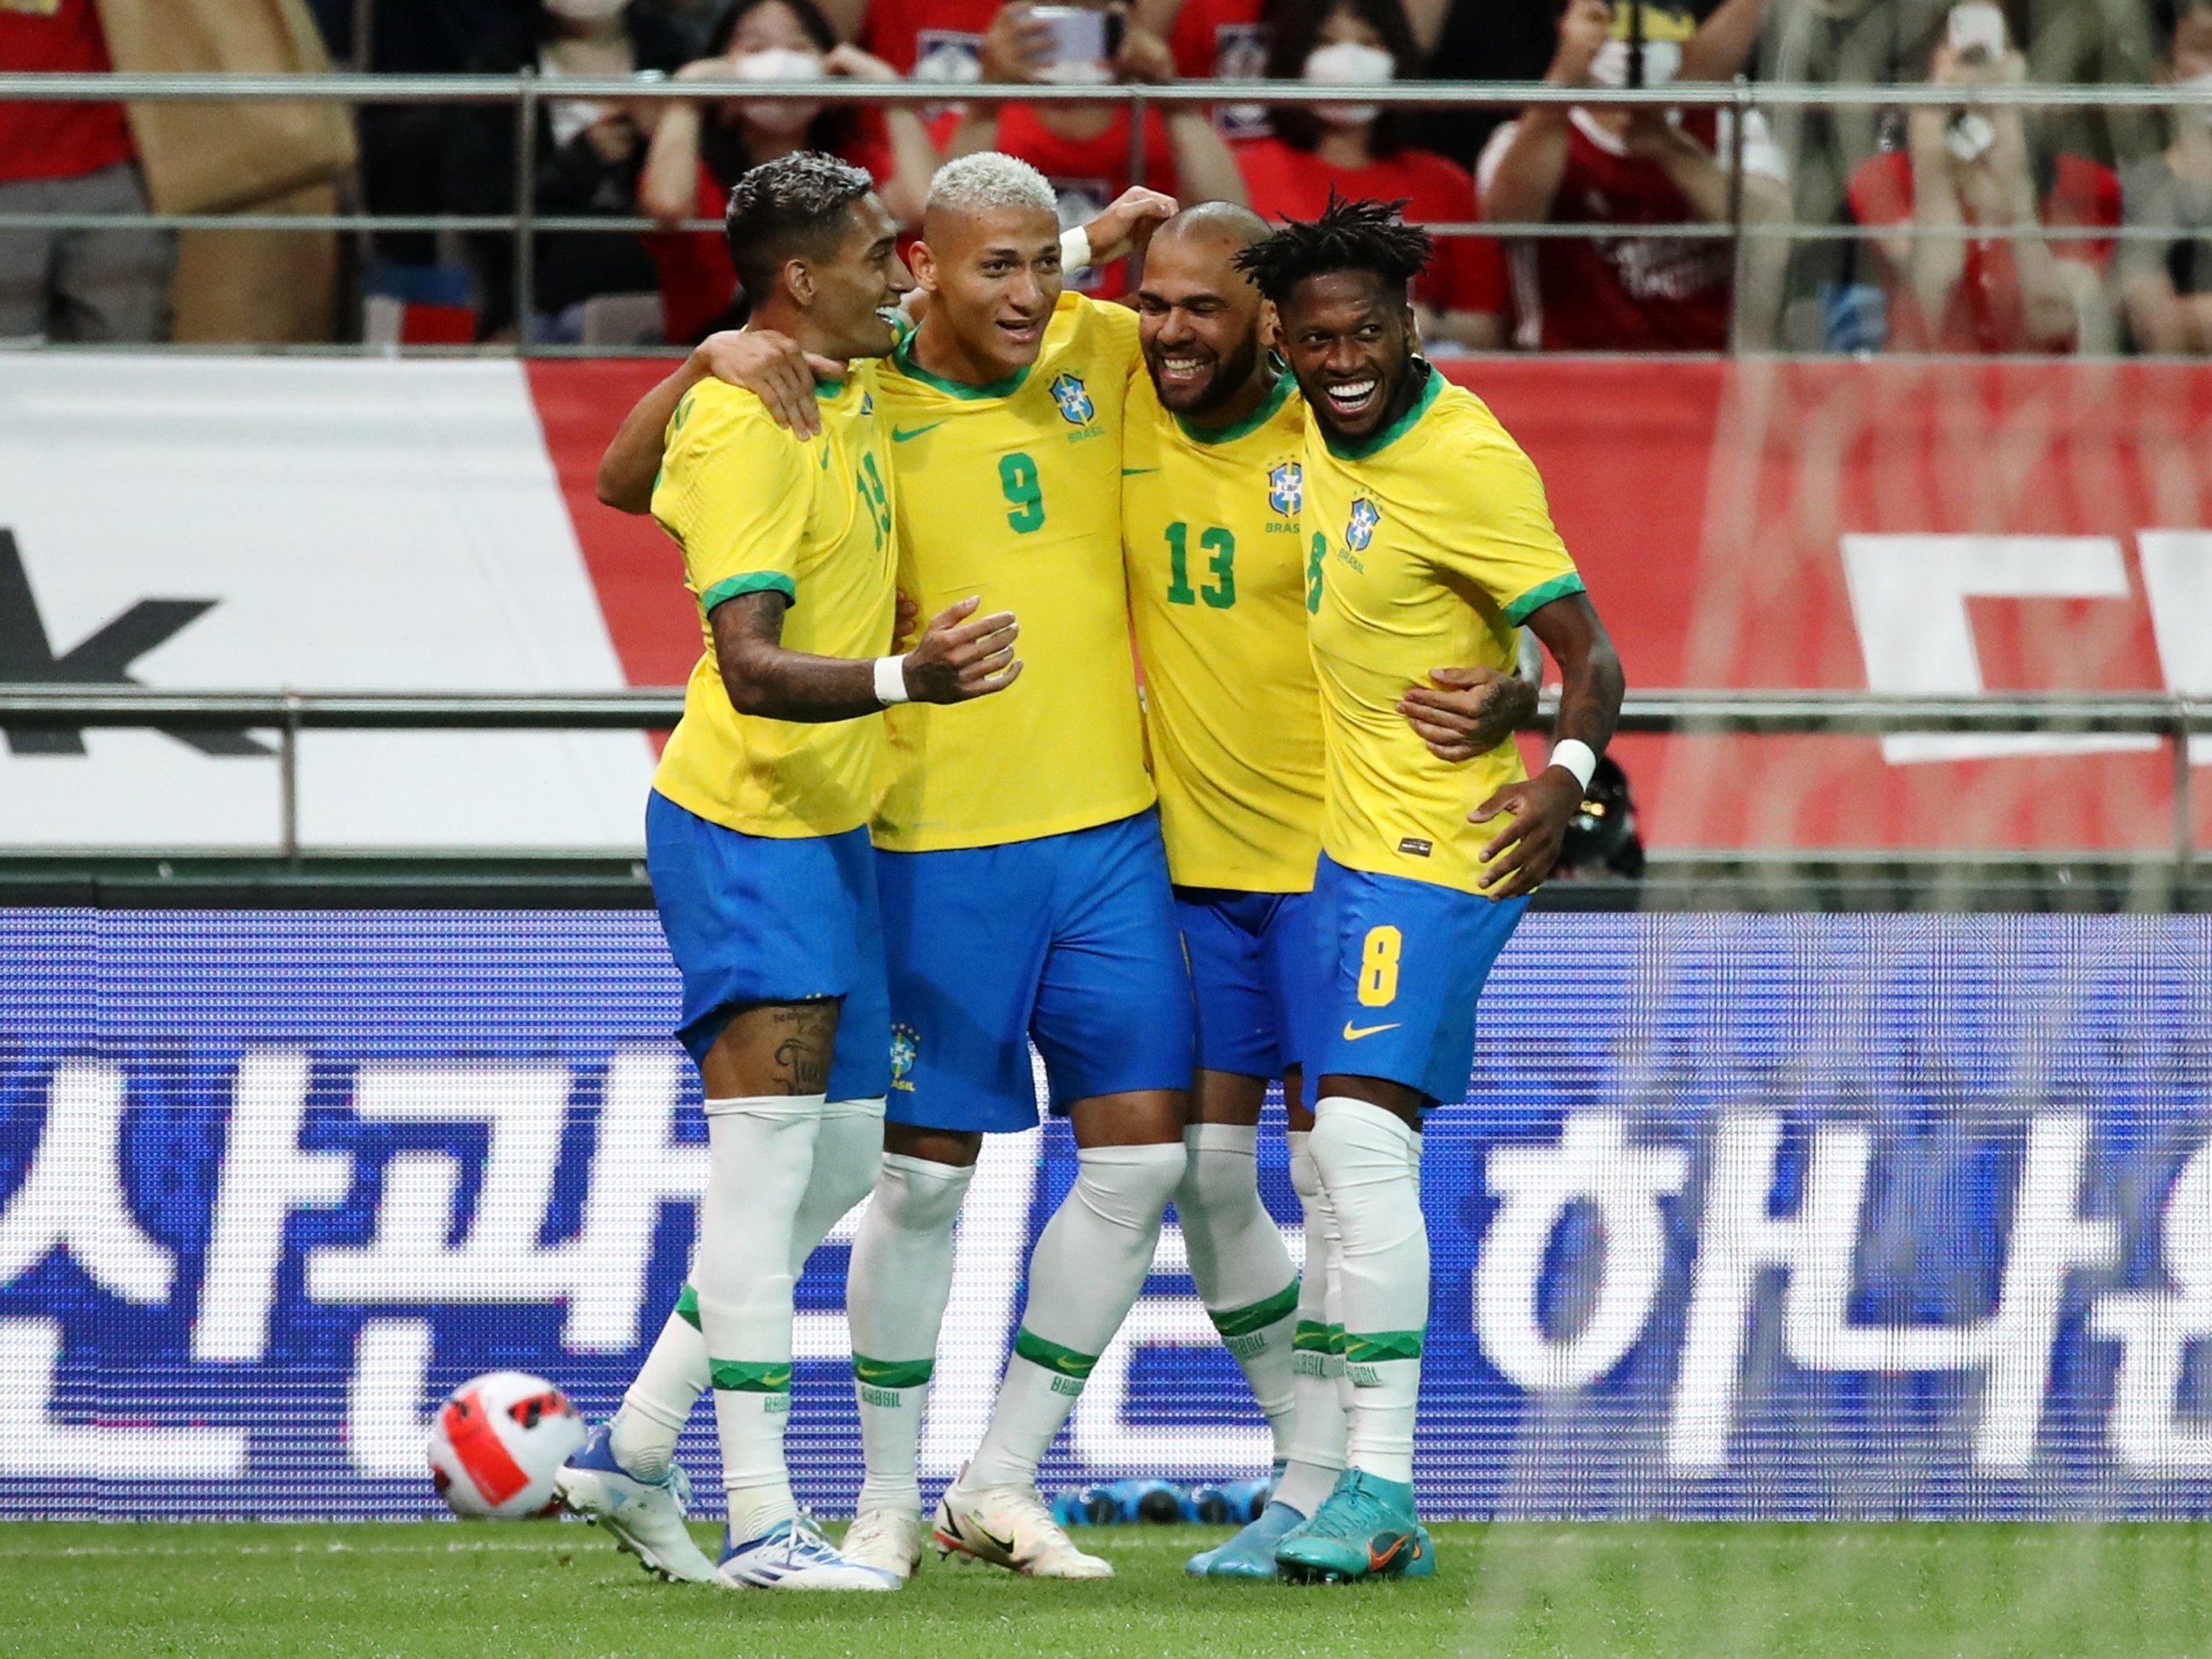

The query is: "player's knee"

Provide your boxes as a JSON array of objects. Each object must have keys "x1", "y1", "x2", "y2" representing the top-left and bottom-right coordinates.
[
  {"x1": 872, "y1": 1151, "x2": 974, "y2": 1234},
  {"x1": 1178, "y1": 1125, "x2": 1264, "y2": 1219},
  {"x1": 1072, "y1": 1141, "x2": 1188, "y2": 1231}
]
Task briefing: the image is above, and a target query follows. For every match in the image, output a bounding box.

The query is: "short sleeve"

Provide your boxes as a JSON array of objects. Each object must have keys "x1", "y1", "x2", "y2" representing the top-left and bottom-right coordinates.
[
  {"x1": 660, "y1": 388, "x2": 812, "y2": 616},
  {"x1": 2048, "y1": 155, "x2": 2121, "y2": 270},
  {"x1": 2117, "y1": 160, "x2": 2179, "y2": 288},
  {"x1": 1434, "y1": 425, "x2": 1583, "y2": 625},
  {"x1": 1848, "y1": 151, "x2": 1912, "y2": 231}
]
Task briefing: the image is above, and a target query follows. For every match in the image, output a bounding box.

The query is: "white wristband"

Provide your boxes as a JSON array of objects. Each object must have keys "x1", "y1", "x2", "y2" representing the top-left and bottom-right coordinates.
[
  {"x1": 1060, "y1": 225, "x2": 1093, "y2": 272},
  {"x1": 1548, "y1": 739, "x2": 1598, "y2": 793},
  {"x1": 873, "y1": 655, "x2": 910, "y2": 707}
]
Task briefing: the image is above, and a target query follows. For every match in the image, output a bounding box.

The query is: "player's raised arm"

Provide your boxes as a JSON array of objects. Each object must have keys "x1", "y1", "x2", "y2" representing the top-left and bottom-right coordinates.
[
  {"x1": 1469, "y1": 591, "x2": 1624, "y2": 897},
  {"x1": 711, "y1": 590, "x2": 1021, "y2": 722}
]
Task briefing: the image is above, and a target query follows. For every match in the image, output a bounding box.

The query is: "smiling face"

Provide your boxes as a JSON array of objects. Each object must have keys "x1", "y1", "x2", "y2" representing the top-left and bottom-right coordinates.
[
  {"x1": 911, "y1": 202, "x2": 1065, "y2": 382},
  {"x1": 1135, "y1": 228, "x2": 1267, "y2": 419},
  {"x1": 806, "y1": 193, "x2": 914, "y2": 360},
  {"x1": 1276, "y1": 267, "x2": 1415, "y2": 443}
]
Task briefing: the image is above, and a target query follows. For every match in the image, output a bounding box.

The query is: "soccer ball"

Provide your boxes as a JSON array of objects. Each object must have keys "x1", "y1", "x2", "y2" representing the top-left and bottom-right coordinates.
[{"x1": 426, "y1": 1371, "x2": 586, "y2": 1519}]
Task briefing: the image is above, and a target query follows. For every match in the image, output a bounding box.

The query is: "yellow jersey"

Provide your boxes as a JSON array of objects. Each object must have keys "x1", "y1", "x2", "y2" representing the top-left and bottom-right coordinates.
[
  {"x1": 1123, "y1": 369, "x2": 1324, "y2": 891},
  {"x1": 871, "y1": 292, "x2": 1154, "y2": 852},
  {"x1": 1304, "y1": 366, "x2": 1585, "y2": 896},
  {"x1": 650, "y1": 366, "x2": 899, "y2": 838}
]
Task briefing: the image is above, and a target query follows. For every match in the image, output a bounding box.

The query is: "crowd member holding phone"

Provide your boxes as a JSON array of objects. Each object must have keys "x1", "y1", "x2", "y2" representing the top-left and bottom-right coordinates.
[
  {"x1": 1847, "y1": 2, "x2": 2118, "y2": 354},
  {"x1": 940, "y1": 1, "x2": 1248, "y2": 297},
  {"x1": 2117, "y1": 0, "x2": 2212, "y2": 354},
  {"x1": 1232, "y1": 0, "x2": 1505, "y2": 351},
  {"x1": 1477, "y1": 0, "x2": 1791, "y2": 351},
  {"x1": 638, "y1": 0, "x2": 941, "y2": 341}
]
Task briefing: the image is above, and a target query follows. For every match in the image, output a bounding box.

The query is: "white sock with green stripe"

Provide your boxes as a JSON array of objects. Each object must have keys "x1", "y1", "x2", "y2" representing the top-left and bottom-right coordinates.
[
  {"x1": 964, "y1": 1141, "x2": 1187, "y2": 1490},
  {"x1": 848, "y1": 1152, "x2": 974, "y2": 1514},
  {"x1": 607, "y1": 1099, "x2": 884, "y2": 1485},
  {"x1": 1175, "y1": 1123, "x2": 1299, "y2": 1455},
  {"x1": 1272, "y1": 1129, "x2": 1349, "y2": 1518},
  {"x1": 697, "y1": 1093, "x2": 823, "y2": 1541},
  {"x1": 1310, "y1": 1097, "x2": 1426, "y2": 1488}
]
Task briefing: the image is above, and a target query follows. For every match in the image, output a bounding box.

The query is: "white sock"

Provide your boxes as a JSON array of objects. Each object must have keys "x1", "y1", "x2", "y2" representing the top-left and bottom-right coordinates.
[
  {"x1": 1310, "y1": 1097, "x2": 1426, "y2": 1487},
  {"x1": 1272, "y1": 1129, "x2": 1347, "y2": 1518},
  {"x1": 964, "y1": 1141, "x2": 1186, "y2": 1490},
  {"x1": 794, "y1": 1097, "x2": 885, "y2": 1269},
  {"x1": 1175, "y1": 1123, "x2": 1298, "y2": 1458},
  {"x1": 606, "y1": 1097, "x2": 882, "y2": 1485},
  {"x1": 696, "y1": 1094, "x2": 822, "y2": 1539},
  {"x1": 846, "y1": 1151, "x2": 973, "y2": 1514}
]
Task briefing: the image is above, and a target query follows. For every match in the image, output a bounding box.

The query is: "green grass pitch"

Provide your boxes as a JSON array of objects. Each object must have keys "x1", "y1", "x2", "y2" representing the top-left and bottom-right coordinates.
[{"x1": 6, "y1": 1519, "x2": 2212, "y2": 1658}]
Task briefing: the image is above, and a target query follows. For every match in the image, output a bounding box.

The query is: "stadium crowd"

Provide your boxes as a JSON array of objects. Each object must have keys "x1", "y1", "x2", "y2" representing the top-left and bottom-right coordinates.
[{"x1": 1, "y1": 0, "x2": 2207, "y2": 353}]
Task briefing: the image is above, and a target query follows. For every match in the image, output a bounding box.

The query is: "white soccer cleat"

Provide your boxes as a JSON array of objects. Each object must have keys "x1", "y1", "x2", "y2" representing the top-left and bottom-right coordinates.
[
  {"x1": 841, "y1": 1506, "x2": 925, "y2": 1581},
  {"x1": 716, "y1": 1517, "x2": 902, "y2": 1591},
  {"x1": 932, "y1": 1472, "x2": 1114, "y2": 1579},
  {"x1": 555, "y1": 1425, "x2": 718, "y2": 1584}
]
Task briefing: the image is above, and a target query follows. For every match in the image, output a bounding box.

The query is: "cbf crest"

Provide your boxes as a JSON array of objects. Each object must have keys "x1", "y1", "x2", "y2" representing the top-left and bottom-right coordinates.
[
  {"x1": 890, "y1": 1023, "x2": 919, "y2": 1091},
  {"x1": 1049, "y1": 372, "x2": 1095, "y2": 425},
  {"x1": 1346, "y1": 498, "x2": 1381, "y2": 552},
  {"x1": 1268, "y1": 461, "x2": 1303, "y2": 518}
]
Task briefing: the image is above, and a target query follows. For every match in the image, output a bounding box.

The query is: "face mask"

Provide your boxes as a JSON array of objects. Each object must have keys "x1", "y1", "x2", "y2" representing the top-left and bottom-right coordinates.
[
  {"x1": 1588, "y1": 36, "x2": 1683, "y2": 89},
  {"x1": 733, "y1": 47, "x2": 824, "y2": 135},
  {"x1": 1304, "y1": 41, "x2": 1394, "y2": 127},
  {"x1": 543, "y1": 0, "x2": 628, "y2": 23}
]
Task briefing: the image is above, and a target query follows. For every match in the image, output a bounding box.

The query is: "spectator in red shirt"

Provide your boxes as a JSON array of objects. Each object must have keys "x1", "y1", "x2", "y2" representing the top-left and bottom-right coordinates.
[
  {"x1": 1235, "y1": 0, "x2": 1504, "y2": 351},
  {"x1": 1847, "y1": 9, "x2": 2119, "y2": 355},
  {"x1": 639, "y1": 0, "x2": 940, "y2": 340},
  {"x1": 940, "y1": 1, "x2": 1248, "y2": 297},
  {"x1": 0, "y1": 0, "x2": 170, "y2": 341},
  {"x1": 1478, "y1": 0, "x2": 1791, "y2": 352}
]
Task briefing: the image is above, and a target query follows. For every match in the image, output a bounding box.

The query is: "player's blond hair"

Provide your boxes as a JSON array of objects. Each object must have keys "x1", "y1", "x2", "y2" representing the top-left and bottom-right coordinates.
[{"x1": 925, "y1": 152, "x2": 1058, "y2": 221}]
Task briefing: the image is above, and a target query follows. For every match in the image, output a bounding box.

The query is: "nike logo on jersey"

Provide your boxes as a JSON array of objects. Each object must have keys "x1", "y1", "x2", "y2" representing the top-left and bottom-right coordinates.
[
  {"x1": 890, "y1": 423, "x2": 944, "y2": 443},
  {"x1": 1342, "y1": 1021, "x2": 1401, "y2": 1041}
]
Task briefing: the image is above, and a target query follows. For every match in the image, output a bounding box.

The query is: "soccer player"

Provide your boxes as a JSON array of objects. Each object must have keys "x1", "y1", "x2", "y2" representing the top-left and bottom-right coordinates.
[
  {"x1": 1234, "y1": 198, "x2": 1624, "y2": 1582},
  {"x1": 556, "y1": 152, "x2": 1023, "y2": 1593},
  {"x1": 591, "y1": 160, "x2": 1193, "y2": 1584},
  {"x1": 1121, "y1": 202, "x2": 1534, "y2": 1580}
]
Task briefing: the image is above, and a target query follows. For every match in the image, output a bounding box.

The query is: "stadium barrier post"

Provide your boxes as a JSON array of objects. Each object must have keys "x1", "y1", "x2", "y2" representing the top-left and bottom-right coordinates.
[
  {"x1": 515, "y1": 66, "x2": 537, "y2": 359},
  {"x1": 280, "y1": 690, "x2": 302, "y2": 866},
  {"x1": 1725, "y1": 75, "x2": 1749, "y2": 356},
  {"x1": 2176, "y1": 704, "x2": 2196, "y2": 875}
]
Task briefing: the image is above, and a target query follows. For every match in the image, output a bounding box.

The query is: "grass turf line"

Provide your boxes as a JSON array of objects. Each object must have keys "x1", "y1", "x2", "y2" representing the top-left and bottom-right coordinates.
[{"x1": 4, "y1": 1520, "x2": 2212, "y2": 1658}]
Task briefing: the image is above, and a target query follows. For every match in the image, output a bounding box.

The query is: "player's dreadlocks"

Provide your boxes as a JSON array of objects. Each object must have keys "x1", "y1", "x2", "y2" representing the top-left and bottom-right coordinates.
[
  {"x1": 723, "y1": 150, "x2": 875, "y2": 297},
  {"x1": 1232, "y1": 194, "x2": 1435, "y2": 307}
]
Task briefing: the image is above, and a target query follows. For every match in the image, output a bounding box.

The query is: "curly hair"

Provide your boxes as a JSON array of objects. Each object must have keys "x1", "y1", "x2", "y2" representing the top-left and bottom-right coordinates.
[
  {"x1": 1232, "y1": 194, "x2": 1434, "y2": 306},
  {"x1": 723, "y1": 150, "x2": 876, "y2": 298}
]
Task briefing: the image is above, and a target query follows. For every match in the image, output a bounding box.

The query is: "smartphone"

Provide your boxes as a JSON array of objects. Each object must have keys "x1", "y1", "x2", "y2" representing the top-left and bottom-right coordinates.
[
  {"x1": 1947, "y1": 2, "x2": 2006, "y2": 61},
  {"x1": 1028, "y1": 5, "x2": 1123, "y2": 80}
]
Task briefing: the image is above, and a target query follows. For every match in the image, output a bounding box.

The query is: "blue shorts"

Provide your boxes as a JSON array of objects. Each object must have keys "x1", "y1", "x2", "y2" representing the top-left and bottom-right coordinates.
[
  {"x1": 878, "y1": 809, "x2": 1194, "y2": 1134},
  {"x1": 1174, "y1": 886, "x2": 1325, "y2": 1080},
  {"x1": 1308, "y1": 854, "x2": 1528, "y2": 1110},
  {"x1": 645, "y1": 791, "x2": 890, "y2": 1102}
]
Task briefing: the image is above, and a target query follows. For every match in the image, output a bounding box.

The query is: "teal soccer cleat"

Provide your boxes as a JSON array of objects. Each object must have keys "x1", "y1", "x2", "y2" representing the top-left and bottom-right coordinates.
[
  {"x1": 1185, "y1": 1499, "x2": 1309, "y2": 1578},
  {"x1": 1272, "y1": 1470, "x2": 1422, "y2": 1583}
]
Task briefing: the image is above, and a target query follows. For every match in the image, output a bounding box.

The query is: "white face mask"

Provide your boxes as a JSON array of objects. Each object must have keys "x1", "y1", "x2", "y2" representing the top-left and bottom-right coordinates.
[
  {"x1": 1588, "y1": 36, "x2": 1683, "y2": 89},
  {"x1": 733, "y1": 47, "x2": 824, "y2": 135},
  {"x1": 1303, "y1": 41, "x2": 1394, "y2": 128},
  {"x1": 543, "y1": 0, "x2": 628, "y2": 24}
]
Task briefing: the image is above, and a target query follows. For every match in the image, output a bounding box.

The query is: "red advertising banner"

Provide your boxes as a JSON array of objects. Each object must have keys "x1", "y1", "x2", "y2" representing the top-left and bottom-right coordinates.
[{"x1": 536, "y1": 359, "x2": 2212, "y2": 856}]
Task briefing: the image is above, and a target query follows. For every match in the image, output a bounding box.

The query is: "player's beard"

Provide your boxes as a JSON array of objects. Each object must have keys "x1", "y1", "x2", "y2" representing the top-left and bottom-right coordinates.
[{"x1": 1148, "y1": 328, "x2": 1263, "y2": 419}]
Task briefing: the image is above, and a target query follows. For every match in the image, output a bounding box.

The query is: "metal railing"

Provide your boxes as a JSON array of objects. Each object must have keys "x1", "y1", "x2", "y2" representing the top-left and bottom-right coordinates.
[
  {"x1": 0, "y1": 686, "x2": 2199, "y2": 869},
  {"x1": 1, "y1": 71, "x2": 2206, "y2": 355}
]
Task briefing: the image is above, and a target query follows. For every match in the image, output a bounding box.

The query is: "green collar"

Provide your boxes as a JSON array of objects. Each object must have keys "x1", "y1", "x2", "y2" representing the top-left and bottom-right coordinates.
[
  {"x1": 893, "y1": 326, "x2": 1031, "y2": 400},
  {"x1": 1175, "y1": 368, "x2": 1294, "y2": 447},
  {"x1": 1319, "y1": 360, "x2": 1441, "y2": 462}
]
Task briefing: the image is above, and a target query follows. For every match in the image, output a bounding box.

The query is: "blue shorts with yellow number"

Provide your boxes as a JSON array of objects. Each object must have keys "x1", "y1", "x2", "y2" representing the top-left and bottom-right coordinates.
[
  {"x1": 1174, "y1": 886, "x2": 1325, "y2": 1080},
  {"x1": 1308, "y1": 853, "x2": 1528, "y2": 1109},
  {"x1": 645, "y1": 790, "x2": 890, "y2": 1101},
  {"x1": 878, "y1": 808, "x2": 1194, "y2": 1134}
]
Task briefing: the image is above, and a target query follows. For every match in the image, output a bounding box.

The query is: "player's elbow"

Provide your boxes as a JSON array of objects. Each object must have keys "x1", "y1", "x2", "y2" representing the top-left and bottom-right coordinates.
[{"x1": 595, "y1": 454, "x2": 651, "y2": 515}]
